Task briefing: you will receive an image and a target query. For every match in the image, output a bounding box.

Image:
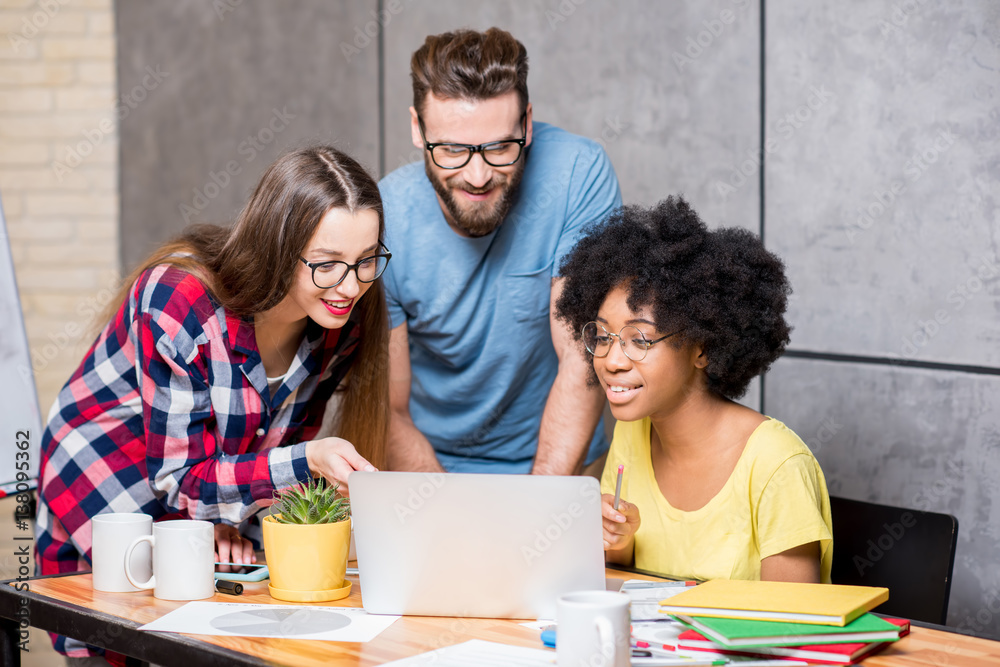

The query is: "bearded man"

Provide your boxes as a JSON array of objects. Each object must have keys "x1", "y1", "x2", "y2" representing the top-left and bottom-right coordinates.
[{"x1": 379, "y1": 27, "x2": 621, "y2": 474}]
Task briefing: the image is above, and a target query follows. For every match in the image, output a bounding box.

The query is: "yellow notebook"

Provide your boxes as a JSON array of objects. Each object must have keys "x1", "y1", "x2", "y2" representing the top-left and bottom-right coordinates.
[{"x1": 658, "y1": 579, "x2": 889, "y2": 627}]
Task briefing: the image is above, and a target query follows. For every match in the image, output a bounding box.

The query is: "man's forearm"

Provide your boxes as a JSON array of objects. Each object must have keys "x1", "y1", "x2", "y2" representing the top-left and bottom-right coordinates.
[
  {"x1": 387, "y1": 412, "x2": 446, "y2": 472},
  {"x1": 532, "y1": 368, "x2": 605, "y2": 475}
]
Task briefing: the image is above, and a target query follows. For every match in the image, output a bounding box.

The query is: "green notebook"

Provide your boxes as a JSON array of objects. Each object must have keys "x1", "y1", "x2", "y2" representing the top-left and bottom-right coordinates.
[{"x1": 672, "y1": 613, "x2": 905, "y2": 648}]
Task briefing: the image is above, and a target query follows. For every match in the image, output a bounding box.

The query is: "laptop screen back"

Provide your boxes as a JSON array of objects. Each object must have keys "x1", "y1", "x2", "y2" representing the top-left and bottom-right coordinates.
[{"x1": 350, "y1": 471, "x2": 606, "y2": 619}]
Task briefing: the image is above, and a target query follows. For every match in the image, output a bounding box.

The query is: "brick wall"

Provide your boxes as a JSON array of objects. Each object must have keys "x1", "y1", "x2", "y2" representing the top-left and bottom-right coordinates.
[{"x1": 0, "y1": 0, "x2": 119, "y2": 416}]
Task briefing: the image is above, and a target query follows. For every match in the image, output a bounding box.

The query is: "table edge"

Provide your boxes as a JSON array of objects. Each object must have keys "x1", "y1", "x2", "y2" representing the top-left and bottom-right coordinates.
[{"x1": 0, "y1": 577, "x2": 271, "y2": 667}]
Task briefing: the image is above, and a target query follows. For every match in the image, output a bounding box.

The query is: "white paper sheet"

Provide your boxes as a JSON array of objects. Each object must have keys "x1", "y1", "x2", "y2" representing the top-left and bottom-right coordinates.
[
  {"x1": 518, "y1": 620, "x2": 554, "y2": 631},
  {"x1": 632, "y1": 620, "x2": 687, "y2": 648},
  {"x1": 380, "y1": 639, "x2": 556, "y2": 666},
  {"x1": 138, "y1": 601, "x2": 399, "y2": 642}
]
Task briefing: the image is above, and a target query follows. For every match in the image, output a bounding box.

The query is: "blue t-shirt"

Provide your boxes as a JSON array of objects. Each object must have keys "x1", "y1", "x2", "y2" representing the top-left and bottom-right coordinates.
[{"x1": 379, "y1": 122, "x2": 622, "y2": 472}]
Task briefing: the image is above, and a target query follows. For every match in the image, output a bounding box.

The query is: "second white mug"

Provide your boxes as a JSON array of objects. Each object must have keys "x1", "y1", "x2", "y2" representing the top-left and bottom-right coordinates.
[
  {"x1": 124, "y1": 519, "x2": 215, "y2": 600},
  {"x1": 557, "y1": 590, "x2": 631, "y2": 667}
]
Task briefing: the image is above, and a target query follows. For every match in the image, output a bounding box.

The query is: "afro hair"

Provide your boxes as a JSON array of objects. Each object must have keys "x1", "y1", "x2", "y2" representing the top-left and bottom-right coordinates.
[{"x1": 555, "y1": 196, "x2": 792, "y2": 400}]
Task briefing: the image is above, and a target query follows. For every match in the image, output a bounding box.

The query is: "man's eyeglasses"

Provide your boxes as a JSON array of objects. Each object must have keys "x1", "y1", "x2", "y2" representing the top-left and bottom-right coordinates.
[
  {"x1": 417, "y1": 112, "x2": 527, "y2": 169},
  {"x1": 581, "y1": 322, "x2": 681, "y2": 362},
  {"x1": 299, "y1": 242, "x2": 392, "y2": 289}
]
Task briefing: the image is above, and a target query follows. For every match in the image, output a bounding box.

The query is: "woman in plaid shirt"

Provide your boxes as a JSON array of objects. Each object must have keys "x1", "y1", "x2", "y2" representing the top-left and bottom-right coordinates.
[{"x1": 37, "y1": 146, "x2": 390, "y2": 661}]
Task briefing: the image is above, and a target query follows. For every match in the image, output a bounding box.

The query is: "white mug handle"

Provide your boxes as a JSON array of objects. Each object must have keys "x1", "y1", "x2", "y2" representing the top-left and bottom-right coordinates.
[
  {"x1": 124, "y1": 534, "x2": 155, "y2": 590},
  {"x1": 594, "y1": 615, "x2": 617, "y2": 667}
]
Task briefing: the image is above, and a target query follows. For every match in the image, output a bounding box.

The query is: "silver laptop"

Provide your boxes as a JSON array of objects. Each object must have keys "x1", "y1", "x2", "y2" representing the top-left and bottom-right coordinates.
[{"x1": 350, "y1": 471, "x2": 605, "y2": 619}]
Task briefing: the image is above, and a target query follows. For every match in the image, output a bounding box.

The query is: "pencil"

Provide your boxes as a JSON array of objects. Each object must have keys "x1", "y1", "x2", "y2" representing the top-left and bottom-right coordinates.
[{"x1": 613, "y1": 464, "x2": 624, "y2": 510}]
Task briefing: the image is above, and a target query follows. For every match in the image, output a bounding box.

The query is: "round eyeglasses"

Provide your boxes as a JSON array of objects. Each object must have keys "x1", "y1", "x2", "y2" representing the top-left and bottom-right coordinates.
[
  {"x1": 417, "y1": 112, "x2": 527, "y2": 170},
  {"x1": 581, "y1": 322, "x2": 680, "y2": 362},
  {"x1": 299, "y1": 242, "x2": 392, "y2": 289}
]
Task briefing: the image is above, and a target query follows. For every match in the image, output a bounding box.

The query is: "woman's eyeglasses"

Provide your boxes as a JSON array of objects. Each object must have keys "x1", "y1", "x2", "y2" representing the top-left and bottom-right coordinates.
[
  {"x1": 581, "y1": 322, "x2": 681, "y2": 362},
  {"x1": 299, "y1": 242, "x2": 392, "y2": 289}
]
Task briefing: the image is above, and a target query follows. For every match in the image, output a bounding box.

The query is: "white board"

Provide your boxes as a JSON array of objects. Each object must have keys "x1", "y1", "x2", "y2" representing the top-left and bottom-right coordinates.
[{"x1": 0, "y1": 193, "x2": 42, "y2": 492}]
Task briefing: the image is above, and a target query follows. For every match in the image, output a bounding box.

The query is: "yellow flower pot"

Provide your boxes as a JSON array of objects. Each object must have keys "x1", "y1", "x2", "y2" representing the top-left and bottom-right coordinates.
[{"x1": 262, "y1": 514, "x2": 352, "y2": 602}]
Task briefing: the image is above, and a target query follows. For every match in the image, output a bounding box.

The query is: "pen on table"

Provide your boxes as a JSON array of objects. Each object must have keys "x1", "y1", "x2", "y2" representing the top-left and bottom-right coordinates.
[
  {"x1": 631, "y1": 643, "x2": 725, "y2": 666},
  {"x1": 633, "y1": 640, "x2": 677, "y2": 655},
  {"x1": 613, "y1": 464, "x2": 624, "y2": 511}
]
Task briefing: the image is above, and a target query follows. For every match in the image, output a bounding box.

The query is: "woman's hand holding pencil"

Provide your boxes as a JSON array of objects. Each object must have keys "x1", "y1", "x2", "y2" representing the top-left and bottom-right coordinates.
[
  {"x1": 600, "y1": 491, "x2": 641, "y2": 552},
  {"x1": 602, "y1": 465, "x2": 640, "y2": 564}
]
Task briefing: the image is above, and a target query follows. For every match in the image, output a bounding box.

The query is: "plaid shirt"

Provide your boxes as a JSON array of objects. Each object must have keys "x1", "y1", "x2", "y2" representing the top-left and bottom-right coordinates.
[{"x1": 36, "y1": 264, "x2": 359, "y2": 657}]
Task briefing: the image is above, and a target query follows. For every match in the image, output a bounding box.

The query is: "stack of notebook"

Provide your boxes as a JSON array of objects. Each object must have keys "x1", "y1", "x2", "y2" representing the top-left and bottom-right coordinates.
[{"x1": 657, "y1": 580, "x2": 908, "y2": 665}]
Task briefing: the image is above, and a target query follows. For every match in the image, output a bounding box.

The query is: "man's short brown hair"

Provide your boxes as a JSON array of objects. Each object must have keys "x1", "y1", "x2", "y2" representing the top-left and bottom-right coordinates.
[{"x1": 410, "y1": 27, "x2": 529, "y2": 116}]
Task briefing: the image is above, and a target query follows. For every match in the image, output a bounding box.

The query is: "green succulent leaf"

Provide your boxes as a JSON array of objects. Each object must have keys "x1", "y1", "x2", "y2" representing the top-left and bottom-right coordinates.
[{"x1": 269, "y1": 477, "x2": 350, "y2": 525}]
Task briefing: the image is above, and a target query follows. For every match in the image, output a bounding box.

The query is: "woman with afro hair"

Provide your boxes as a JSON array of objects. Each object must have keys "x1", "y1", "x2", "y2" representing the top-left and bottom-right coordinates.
[{"x1": 556, "y1": 196, "x2": 832, "y2": 583}]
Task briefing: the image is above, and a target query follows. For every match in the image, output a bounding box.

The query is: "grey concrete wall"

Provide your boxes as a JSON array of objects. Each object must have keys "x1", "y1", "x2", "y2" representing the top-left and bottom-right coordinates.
[
  {"x1": 763, "y1": 0, "x2": 1000, "y2": 636},
  {"x1": 764, "y1": 0, "x2": 1000, "y2": 366},
  {"x1": 117, "y1": 0, "x2": 380, "y2": 269}
]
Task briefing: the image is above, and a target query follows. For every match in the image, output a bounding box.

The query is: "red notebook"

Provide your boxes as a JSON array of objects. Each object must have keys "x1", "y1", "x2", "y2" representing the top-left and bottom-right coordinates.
[{"x1": 677, "y1": 618, "x2": 910, "y2": 665}]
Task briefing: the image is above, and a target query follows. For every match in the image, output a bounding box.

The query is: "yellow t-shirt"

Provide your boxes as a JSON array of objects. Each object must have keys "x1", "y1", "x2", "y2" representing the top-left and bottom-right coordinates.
[{"x1": 600, "y1": 417, "x2": 833, "y2": 582}]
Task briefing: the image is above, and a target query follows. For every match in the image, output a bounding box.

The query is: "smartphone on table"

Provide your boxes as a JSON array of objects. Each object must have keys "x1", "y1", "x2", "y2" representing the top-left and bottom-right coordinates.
[{"x1": 214, "y1": 562, "x2": 269, "y2": 582}]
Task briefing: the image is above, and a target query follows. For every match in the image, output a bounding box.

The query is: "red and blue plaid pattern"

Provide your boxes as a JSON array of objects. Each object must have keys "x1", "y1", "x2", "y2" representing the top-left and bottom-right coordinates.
[{"x1": 36, "y1": 264, "x2": 358, "y2": 658}]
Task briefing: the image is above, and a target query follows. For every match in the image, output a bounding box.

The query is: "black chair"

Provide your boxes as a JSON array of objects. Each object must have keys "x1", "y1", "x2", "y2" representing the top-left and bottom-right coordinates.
[{"x1": 828, "y1": 495, "x2": 958, "y2": 625}]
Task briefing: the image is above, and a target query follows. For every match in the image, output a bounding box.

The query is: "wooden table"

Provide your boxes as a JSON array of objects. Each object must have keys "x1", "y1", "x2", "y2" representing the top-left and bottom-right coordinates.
[{"x1": 2, "y1": 568, "x2": 999, "y2": 666}]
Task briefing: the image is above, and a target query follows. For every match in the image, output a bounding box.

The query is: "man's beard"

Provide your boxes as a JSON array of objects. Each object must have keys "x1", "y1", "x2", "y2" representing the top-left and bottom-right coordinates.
[{"x1": 425, "y1": 156, "x2": 525, "y2": 237}]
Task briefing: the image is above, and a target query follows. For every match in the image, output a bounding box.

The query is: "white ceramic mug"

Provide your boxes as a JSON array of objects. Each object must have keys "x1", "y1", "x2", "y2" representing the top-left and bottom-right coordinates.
[
  {"x1": 91, "y1": 513, "x2": 152, "y2": 592},
  {"x1": 557, "y1": 590, "x2": 630, "y2": 667},
  {"x1": 124, "y1": 519, "x2": 215, "y2": 600}
]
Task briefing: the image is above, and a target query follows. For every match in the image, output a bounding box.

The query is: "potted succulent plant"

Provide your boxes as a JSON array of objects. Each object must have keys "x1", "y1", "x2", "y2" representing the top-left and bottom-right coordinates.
[{"x1": 262, "y1": 477, "x2": 353, "y2": 602}]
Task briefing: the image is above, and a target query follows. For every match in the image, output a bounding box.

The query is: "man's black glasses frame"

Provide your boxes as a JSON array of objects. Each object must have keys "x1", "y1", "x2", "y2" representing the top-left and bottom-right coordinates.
[{"x1": 417, "y1": 112, "x2": 528, "y2": 169}]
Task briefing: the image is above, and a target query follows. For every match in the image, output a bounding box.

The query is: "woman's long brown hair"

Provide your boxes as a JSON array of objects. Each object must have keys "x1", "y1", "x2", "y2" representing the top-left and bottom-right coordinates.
[{"x1": 98, "y1": 146, "x2": 388, "y2": 469}]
